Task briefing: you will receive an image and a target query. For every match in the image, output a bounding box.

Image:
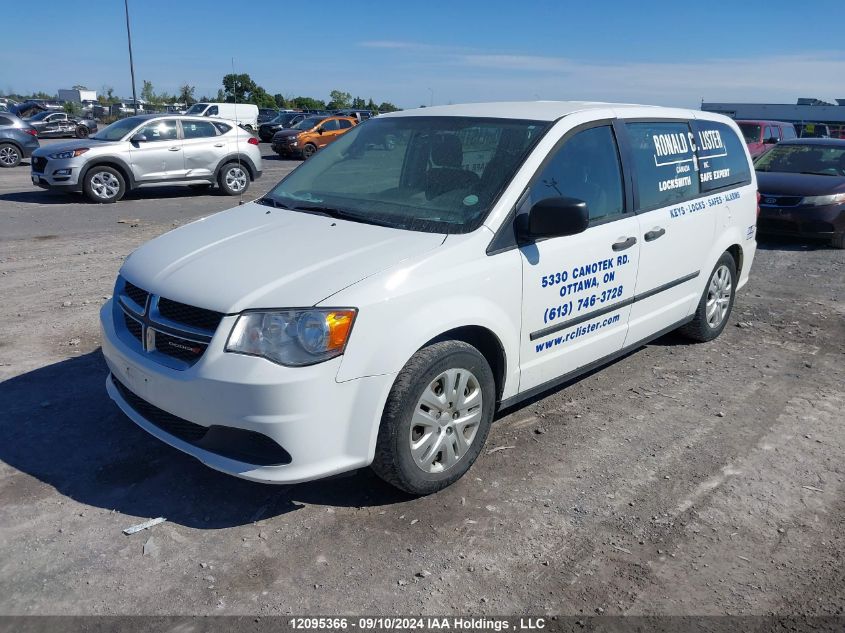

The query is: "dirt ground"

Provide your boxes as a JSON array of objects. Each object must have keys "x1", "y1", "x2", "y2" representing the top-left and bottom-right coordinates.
[{"x1": 1, "y1": 145, "x2": 844, "y2": 617}]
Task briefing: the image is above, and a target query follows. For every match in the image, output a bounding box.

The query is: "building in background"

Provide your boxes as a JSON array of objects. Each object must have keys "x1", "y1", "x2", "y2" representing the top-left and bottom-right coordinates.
[{"x1": 701, "y1": 98, "x2": 845, "y2": 139}]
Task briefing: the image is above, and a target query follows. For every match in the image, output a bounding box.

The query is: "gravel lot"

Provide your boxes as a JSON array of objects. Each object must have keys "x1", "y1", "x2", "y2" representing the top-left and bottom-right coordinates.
[{"x1": 1, "y1": 139, "x2": 843, "y2": 617}]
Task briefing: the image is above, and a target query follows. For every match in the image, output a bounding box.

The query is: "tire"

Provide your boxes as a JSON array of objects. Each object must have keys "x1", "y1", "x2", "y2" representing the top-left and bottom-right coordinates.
[
  {"x1": 217, "y1": 163, "x2": 250, "y2": 196},
  {"x1": 82, "y1": 166, "x2": 126, "y2": 203},
  {"x1": 301, "y1": 143, "x2": 318, "y2": 159},
  {"x1": 831, "y1": 233, "x2": 845, "y2": 250},
  {"x1": 75, "y1": 125, "x2": 89, "y2": 139},
  {"x1": 371, "y1": 340, "x2": 496, "y2": 495},
  {"x1": 678, "y1": 251, "x2": 737, "y2": 342},
  {"x1": 0, "y1": 143, "x2": 21, "y2": 168}
]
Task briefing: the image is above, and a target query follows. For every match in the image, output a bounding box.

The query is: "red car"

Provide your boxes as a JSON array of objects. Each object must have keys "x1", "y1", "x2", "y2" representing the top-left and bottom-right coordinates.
[{"x1": 736, "y1": 119, "x2": 797, "y2": 158}]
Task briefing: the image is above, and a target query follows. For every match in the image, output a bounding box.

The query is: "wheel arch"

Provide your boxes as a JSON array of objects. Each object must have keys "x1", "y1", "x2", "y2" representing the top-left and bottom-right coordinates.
[
  {"x1": 81, "y1": 159, "x2": 135, "y2": 189},
  {"x1": 424, "y1": 325, "x2": 507, "y2": 404},
  {"x1": 214, "y1": 154, "x2": 257, "y2": 180},
  {"x1": 726, "y1": 243, "x2": 744, "y2": 277}
]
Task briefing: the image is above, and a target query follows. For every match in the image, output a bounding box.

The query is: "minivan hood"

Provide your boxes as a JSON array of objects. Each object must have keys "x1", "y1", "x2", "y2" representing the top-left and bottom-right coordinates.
[
  {"x1": 120, "y1": 202, "x2": 446, "y2": 313},
  {"x1": 756, "y1": 171, "x2": 845, "y2": 196}
]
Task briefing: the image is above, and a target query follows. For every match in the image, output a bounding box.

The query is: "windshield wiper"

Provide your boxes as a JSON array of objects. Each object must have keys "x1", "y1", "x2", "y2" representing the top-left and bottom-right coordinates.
[
  {"x1": 255, "y1": 197, "x2": 288, "y2": 208},
  {"x1": 290, "y1": 204, "x2": 395, "y2": 228}
]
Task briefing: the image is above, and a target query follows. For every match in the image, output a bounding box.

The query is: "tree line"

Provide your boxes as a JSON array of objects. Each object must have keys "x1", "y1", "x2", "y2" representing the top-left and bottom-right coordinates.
[{"x1": 4, "y1": 74, "x2": 401, "y2": 112}]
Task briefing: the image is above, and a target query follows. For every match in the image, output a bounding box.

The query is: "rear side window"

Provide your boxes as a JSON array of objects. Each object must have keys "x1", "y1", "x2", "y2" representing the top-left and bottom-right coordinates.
[
  {"x1": 182, "y1": 120, "x2": 218, "y2": 139},
  {"x1": 625, "y1": 121, "x2": 699, "y2": 209},
  {"x1": 781, "y1": 125, "x2": 797, "y2": 140},
  {"x1": 0, "y1": 116, "x2": 11, "y2": 126},
  {"x1": 338, "y1": 119, "x2": 353, "y2": 129},
  {"x1": 212, "y1": 122, "x2": 232, "y2": 134},
  {"x1": 531, "y1": 125, "x2": 625, "y2": 222},
  {"x1": 690, "y1": 120, "x2": 752, "y2": 192},
  {"x1": 322, "y1": 119, "x2": 341, "y2": 131}
]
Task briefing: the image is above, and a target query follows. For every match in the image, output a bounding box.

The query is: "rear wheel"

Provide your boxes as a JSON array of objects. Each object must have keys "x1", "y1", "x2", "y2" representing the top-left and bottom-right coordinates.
[
  {"x1": 0, "y1": 143, "x2": 21, "y2": 168},
  {"x1": 83, "y1": 166, "x2": 126, "y2": 203},
  {"x1": 679, "y1": 252, "x2": 736, "y2": 342},
  {"x1": 371, "y1": 340, "x2": 495, "y2": 495},
  {"x1": 217, "y1": 163, "x2": 250, "y2": 195},
  {"x1": 301, "y1": 143, "x2": 318, "y2": 159}
]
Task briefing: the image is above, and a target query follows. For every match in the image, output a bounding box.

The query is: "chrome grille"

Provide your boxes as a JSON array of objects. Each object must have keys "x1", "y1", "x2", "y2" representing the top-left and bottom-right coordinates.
[{"x1": 115, "y1": 277, "x2": 222, "y2": 369}]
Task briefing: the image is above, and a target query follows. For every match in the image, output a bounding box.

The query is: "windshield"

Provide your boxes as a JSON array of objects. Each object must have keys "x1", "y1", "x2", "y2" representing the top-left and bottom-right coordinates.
[
  {"x1": 738, "y1": 123, "x2": 761, "y2": 143},
  {"x1": 755, "y1": 144, "x2": 845, "y2": 176},
  {"x1": 91, "y1": 117, "x2": 146, "y2": 141},
  {"x1": 184, "y1": 103, "x2": 208, "y2": 115},
  {"x1": 291, "y1": 117, "x2": 324, "y2": 130},
  {"x1": 264, "y1": 116, "x2": 549, "y2": 234}
]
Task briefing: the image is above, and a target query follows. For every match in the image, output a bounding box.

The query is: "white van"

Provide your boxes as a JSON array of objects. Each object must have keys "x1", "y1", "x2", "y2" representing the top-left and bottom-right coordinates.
[
  {"x1": 183, "y1": 102, "x2": 259, "y2": 129},
  {"x1": 100, "y1": 101, "x2": 757, "y2": 494}
]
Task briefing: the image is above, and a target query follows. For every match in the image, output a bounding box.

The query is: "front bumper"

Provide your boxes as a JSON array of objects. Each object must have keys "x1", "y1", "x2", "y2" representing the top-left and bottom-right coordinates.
[
  {"x1": 100, "y1": 300, "x2": 394, "y2": 483},
  {"x1": 758, "y1": 203, "x2": 845, "y2": 239},
  {"x1": 31, "y1": 155, "x2": 84, "y2": 189}
]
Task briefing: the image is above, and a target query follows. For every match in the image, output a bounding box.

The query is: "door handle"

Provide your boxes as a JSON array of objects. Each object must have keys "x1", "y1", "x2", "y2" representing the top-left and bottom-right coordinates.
[
  {"x1": 214, "y1": 143, "x2": 225, "y2": 147},
  {"x1": 168, "y1": 147, "x2": 180, "y2": 151},
  {"x1": 612, "y1": 236, "x2": 637, "y2": 251},
  {"x1": 644, "y1": 227, "x2": 666, "y2": 242}
]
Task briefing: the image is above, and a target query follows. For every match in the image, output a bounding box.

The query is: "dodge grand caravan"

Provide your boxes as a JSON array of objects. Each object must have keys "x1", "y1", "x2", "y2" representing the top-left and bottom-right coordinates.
[{"x1": 101, "y1": 102, "x2": 757, "y2": 495}]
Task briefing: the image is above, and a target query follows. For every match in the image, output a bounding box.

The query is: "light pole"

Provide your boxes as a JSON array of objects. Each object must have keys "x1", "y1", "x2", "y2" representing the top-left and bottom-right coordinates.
[{"x1": 124, "y1": 0, "x2": 138, "y2": 115}]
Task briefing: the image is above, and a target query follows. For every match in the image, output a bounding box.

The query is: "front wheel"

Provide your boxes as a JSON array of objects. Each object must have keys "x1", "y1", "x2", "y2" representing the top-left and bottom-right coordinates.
[
  {"x1": 75, "y1": 125, "x2": 89, "y2": 138},
  {"x1": 301, "y1": 143, "x2": 317, "y2": 159},
  {"x1": 83, "y1": 166, "x2": 126, "y2": 203},
  {"x1": 0, "y1": 143, "x2": 21, "y2": 168},
  {"x1": 679, "y1": 252, "x2": 737, "y2": 342},
  {"x1": 371, "y1": 340, "x2": 495, "y2": 495},
  {"x1": 217, "y1": 163, "x2": 250, "y2": 195}
]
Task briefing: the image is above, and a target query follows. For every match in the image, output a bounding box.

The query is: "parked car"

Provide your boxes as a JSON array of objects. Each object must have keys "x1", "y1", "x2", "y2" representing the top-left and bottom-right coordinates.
[
  {"x1": 795, "y1": 123, "x2": 831, "y2": 139},
  {"x1": 755, "y1": 138, "x2": 845, "y2": 248},
  {"x1": 99, "y1": 101, "x2": 757, "y2": 494},
  {"x1": 271, "y1": 115, "x2": 357, "y2": 159},
  {"x1": 334, "y1": 108, "x2": 376, "y2": 122},
  {"x1": 183, "y1": 103, "x2": 259, "y2": 130},
  {"x1": 30, "y1": 114, "x2": 262, "y2": 203},
  {"x1": 736, "y1": 120, "x2": 796, "y2": 158},
  {"x1": 26, "y1": 110, "x2": 98, "y2": 138},
  {"x1": 257, "y1": 108, "x2": 279, "y2": 124},
  {"x1": 258, "y1": 112, "x2": 311, "y2": 142},
  {"x1": 0, "y1": 113, "x2": 40, "y2": 168}
]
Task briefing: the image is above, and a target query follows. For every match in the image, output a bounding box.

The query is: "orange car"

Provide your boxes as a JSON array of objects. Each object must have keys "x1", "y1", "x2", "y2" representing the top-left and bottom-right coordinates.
[{"x1": 270, "y1": 115, "x2": 357, "y2": 159}]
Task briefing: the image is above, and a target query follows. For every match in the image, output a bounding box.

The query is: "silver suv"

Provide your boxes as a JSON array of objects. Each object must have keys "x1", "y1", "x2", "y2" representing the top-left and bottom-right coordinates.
[{"x1": 30, "y1": 114, "x2": 263, "y2": 203}]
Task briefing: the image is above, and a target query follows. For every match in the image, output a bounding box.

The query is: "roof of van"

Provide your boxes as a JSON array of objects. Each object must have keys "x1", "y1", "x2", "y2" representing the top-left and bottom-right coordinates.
[{"x1": 381, "y1": 101, "x2": 716, "y2": 122}]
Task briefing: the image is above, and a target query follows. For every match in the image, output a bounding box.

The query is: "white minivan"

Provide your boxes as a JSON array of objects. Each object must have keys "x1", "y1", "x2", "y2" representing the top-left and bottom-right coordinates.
[
  {"x1": 183, "y1": 102, "x2": 259, "y2": 130},
  {"x1": 100, "y1": 102, "x2": 757, "y2": 494}
]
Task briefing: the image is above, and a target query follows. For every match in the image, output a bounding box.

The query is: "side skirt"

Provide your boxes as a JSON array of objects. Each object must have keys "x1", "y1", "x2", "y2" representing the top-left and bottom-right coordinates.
[{"x1": 498, "y1": 315, "x2": 694, "y2": 411}]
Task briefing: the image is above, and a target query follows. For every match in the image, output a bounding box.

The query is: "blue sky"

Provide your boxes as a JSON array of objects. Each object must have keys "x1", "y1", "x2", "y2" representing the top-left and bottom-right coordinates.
[{"x1": 2, "y1": 0, "x2": 843, "y2": 108}]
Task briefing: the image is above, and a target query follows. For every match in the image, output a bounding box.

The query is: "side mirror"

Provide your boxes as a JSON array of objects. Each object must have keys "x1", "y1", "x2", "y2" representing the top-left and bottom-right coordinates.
[
  {"x1": 130, "y1": 133, "x2": 147, "y2": 143},
  {"x1": 764, "y1": 137, "x2": 778, "y2": 144},
  {"x1": 519, "y1": 197, "x2": 590, "y2": 241}
]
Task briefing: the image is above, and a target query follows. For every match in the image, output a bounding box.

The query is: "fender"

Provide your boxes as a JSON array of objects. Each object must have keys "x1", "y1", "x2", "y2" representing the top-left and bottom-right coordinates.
[
  {"x1": 213, "y1": 154, "x2": 258, "y2": 180},
  {"x1": 327, "y1": 233, "x2": 524, "y2": 400},
  {"x1": 80, "y1": 156, "x2": 137, "y2": 189}
]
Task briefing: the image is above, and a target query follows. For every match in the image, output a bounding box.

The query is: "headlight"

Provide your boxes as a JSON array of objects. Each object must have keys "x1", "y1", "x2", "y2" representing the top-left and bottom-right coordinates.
[
  {"x1": 48, "y1": 148, "x2": 89, "y2": 160},
  {"x1": 225, "y1": 308, "x2": 356, "y2": 366},
  {"x1": 290, "y1": 141, "x2": 298, "y2": 147},
  {"x1": 801, "y1": 193, "x2": 845, "y2": 206}
]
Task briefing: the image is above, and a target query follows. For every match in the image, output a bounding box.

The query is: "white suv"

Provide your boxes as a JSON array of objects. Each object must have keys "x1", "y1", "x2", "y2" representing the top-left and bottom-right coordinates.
[
  {"x1": 31, "y1": 114, "x2": 262, "y2": 203},
  {"x1": 100, "y1": 102, "x2": 757, "y2": 494}
]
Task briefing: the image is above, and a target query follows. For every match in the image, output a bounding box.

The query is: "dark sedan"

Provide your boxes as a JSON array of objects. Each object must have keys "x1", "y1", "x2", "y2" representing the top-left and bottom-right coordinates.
[
  {"x1": 258, "y1": 112, "x2": 311, "y2": 142},
  {"x1": 25, "y1": 110, "x2": 98, "y2": 138},
  {"x1": 755, "y1": 139, "x2": 845, "y2": 249}
]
